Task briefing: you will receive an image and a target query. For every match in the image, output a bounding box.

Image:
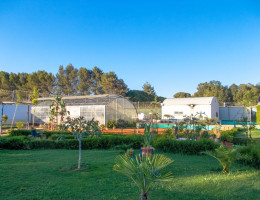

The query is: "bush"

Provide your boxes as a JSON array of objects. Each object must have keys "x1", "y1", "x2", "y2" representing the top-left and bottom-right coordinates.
[
  {"x1": 8, "y1": 130, "x2": 31, "y2": 136},
  {"x1": 220, "y1": 130, "x2": 236, "y2": 142},
  {"x1": 233, "y1": 137, "x2": 251, "y2": 146},
  {"x1": 238, "y1": 144, "x2": 260, "y2": 168},
  {"x1": 0, "y1": 136, "x2": 31, "y2": 150},
  {"x1": 16, "y1": 122, "x2": 24, "y2": 129},
  {"x1": 43, "y1": 130, "x2": 72, "y2": 139},
  {"x1": 107, "y1": 120, "x2": 117, "y2": 128},
  {"x1": 0, "y1": 134, "x2": 143, "y2": 150},
  {"x1": 152, "y1": 137, "x2": 219, "y2": 154}
]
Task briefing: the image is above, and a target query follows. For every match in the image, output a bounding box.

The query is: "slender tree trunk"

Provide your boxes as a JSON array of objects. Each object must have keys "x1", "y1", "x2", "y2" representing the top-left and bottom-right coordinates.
[
  {"x1": 141, "y1": 190, "x2": 148, "y2": 200},
  {"x1": 78, "y1": 139, "x2": 82, "y2": 169},
  {"x1": 11, "y1": 105, "x2": 18, "y2": 130},
  {"x1": 222, "y1": 167, "x2": 228, "y2": 174}
]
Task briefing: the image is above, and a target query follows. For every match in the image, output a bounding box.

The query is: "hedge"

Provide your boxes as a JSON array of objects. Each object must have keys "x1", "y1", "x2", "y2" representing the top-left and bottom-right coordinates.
[
  {"x1": 8, "y1": 130, "x2": 72, "y2": 138},
  {"x1": 0, "y1": 135, "x2": 144, "y2": 150},
  {"x1": 152, "y1": 137, "x2": 219, "y2": 154}
]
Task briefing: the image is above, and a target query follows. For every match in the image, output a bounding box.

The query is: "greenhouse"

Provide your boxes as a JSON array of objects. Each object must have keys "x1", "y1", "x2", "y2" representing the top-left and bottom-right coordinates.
[{"x1": 33, "y1": 94, "x2": 137, "y2": 125}]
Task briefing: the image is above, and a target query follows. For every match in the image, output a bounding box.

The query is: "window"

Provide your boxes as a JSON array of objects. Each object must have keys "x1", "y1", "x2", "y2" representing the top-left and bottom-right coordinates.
[
  {"x1": 216, "y1": 112, "x2": 218, "y2": 117},
  {"x1": 174, "y1": 111, "x2": 183, "y2": 115}
]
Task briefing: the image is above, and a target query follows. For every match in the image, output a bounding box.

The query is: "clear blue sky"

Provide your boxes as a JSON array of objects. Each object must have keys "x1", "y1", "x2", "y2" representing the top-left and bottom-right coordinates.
[{"x1": 0, "y1": 0, "x2": 259, "y2": 98}]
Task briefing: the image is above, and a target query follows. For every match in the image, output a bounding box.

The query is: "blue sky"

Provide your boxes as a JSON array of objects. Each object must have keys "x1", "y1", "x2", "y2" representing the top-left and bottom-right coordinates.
[{"x1": 0, "y1": 0, "x2": 259, "y2": 98}]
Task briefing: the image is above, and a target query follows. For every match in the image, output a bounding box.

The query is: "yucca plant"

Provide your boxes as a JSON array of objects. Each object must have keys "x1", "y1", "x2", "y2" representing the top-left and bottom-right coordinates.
[
  {"x1": 203, "y1": 145, "x2": 238, "y2": 174},
  {"x1": 113, "y1": 154, "x2": 174, "y2": 200}
]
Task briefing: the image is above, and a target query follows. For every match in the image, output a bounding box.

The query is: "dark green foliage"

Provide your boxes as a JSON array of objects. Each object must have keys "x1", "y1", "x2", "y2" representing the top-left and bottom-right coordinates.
[
  {"x1": 126, "y1": 90, "x2": 165, "y2": 102},
  {"x1": 201, "y1": 131, "x2": 210, "y2": 139},
  {"x1": 232, "y1": 137, "x2": 251, "y2": 146},
  {"x1": 173, "y1": 92, "x2": 191, "y2": 98},
  {"x1": 152, "y1": 137, "x2": 219, "y2": 154},
  {"x1": 43, "y1": 130, "x2": 72, "y2": 139},
  {"x1": 0, "y1": 134, "x2": 144, "y2": 150},
  {"x1": 238, "y1": 144, "x2": 260, "y2": 168},
  {"x1": 8, "y1": 130, "x2": 31, "y2": 136},
  {"x1": 0, "y1": 136, "x2": 31, "y2": 150},
  {"x1": 220, "y1": 130, "x2": 236, "y2": 142}
]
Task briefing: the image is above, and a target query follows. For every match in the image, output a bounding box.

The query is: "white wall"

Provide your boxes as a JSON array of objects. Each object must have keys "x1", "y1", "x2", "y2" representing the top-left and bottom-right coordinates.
[{"x1": 162, "y1": 104, "x2": 213, "y2": 120}]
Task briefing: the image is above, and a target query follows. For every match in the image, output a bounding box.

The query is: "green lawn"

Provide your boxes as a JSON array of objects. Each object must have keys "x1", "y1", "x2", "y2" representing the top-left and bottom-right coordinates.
[{"x1": 0, "y1": 149, "x2": 259, "y2": 200}]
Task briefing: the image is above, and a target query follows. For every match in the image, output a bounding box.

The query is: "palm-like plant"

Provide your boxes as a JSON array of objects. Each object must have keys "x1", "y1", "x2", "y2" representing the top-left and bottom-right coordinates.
[
  {"x1": 113, "y1": 154, "x2": 174, "y2": 200},
  {"x1": 203, "y1": 145, "x2": 238, "y2": 174}
]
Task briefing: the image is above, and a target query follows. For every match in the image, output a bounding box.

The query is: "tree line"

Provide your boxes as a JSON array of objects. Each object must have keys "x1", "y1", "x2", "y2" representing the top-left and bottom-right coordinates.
[
  {"x1": 174, "y1": 80, "x2": 260, "y2": 106},
  {"x1": 0, "y1": 64, "x2": 128, "y2": 99}
]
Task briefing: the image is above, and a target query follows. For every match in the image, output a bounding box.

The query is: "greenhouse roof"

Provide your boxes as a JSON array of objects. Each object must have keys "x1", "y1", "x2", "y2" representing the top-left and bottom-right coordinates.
[
  {"x1": 37, "y1": 94, "x2": 127, "y2": 106},
  {"x1": 163, "y1": 97, "x2": 217, "y2": 105}
]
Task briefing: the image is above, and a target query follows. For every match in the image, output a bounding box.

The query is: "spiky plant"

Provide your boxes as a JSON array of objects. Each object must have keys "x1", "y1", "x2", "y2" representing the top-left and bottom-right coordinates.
[
  {"x1": 113, "y1": 154, "x2": 174, "y2": 200},
  {"x1": 203, "y1": 145, "x2": 238, "y2": 174}
]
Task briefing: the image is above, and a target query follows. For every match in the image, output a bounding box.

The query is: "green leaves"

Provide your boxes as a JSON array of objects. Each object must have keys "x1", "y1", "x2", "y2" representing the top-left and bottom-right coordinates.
[
  {"x1": 203, "y1": 145, "x2": 238, "y2": 173},
  {"x1": 113, "y1": 154, "x2": 174, "y2": 196}
]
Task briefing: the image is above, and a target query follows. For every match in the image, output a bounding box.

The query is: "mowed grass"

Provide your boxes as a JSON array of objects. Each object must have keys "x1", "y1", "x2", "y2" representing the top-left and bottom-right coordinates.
[{"x1": 0, "y1": 149, "x2": 259, "y2": 200}]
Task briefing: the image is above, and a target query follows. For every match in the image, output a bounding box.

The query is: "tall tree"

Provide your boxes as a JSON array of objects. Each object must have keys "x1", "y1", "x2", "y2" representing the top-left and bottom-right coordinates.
[
  {"x1": 173, "y1": 92, "x2": 191, "y2": 98},
  {"x1": 91, "y1": 66, "x2": 104, "y2": 94},
  {"x1": 55, "y1": 64, "x2": 78, "y2": 95},
  {"x1": 193, "y1": 81, "x2": 231, "y2": 104},
  {"x1": 77, "y1": 67, "x2": 92, "y2": 95},
  {"x1": 142, "y1": 82, "x2": 155, "y2": 95},
  {"x1": 101, "y1": 71, "x2": 128, "y2": 96}
]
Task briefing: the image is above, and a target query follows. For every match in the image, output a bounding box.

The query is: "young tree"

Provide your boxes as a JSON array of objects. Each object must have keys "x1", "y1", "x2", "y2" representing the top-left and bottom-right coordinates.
[
  {"x1": 203, "y1": 146, "x2": 238, "y2": 174},
  {"x1": 49, "y1": 96, "x2": 68, "y2": 128},
  {"x1": 31, "y1": 87, "x2": 39, "y2": 127},
  {"x1": 256, "y1": 105, "x2": 260, "y2": 125},
  {"x1": 113, "y1": 154, "x2": 174, "y2": 200},
  {"x1": 62, "y1": 117, "x2": 101, "y2": 169},
  {"x1": 11, "y1": 92, "x2": 22, "y2": 130},
  {"x1": 142, "y1": 82, "x2": 155, "y2": 96}
]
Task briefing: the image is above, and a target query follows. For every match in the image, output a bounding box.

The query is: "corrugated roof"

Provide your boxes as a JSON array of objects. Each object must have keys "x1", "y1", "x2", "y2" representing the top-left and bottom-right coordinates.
[
  {"x1": 37, "y1": 94, "x2": 125, "y2": 106},
  {"x1": 163, "y1": 97, "x2": 216, "y2": 105}
]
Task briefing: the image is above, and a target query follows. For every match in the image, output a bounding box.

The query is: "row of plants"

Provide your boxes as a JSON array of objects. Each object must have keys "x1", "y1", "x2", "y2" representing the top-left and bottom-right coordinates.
[
  {"x1": 1, "y1": 133, "x2": 219, "y2": 155},
  {"x1": 105, "y1": 119, "x2": 136, "y2": 129},
  {"x1": 0, "y1": 135, "x2": 143, "y2": 150},
  {"x1": 220, "y1": 128, "x2": 252, "y2": 145}
]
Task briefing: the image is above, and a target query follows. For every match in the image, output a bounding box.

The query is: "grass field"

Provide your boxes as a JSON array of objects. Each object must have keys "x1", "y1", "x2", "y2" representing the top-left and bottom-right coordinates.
[{"x1": 0, "y1": 149, "x2": 259, "y2": 200}]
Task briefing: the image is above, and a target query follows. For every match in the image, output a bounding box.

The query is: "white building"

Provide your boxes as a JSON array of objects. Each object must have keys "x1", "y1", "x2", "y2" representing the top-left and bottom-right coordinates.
[{"x1": 161, "y1": 97, "x2": 219, "y2": 120}]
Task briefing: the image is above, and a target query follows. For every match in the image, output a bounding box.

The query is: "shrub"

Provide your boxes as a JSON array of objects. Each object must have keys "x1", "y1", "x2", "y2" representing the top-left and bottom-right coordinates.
[
  {"x1": 233, "y1": 137, "x2": 251, "y2": 146},
  {"x1": 238, "y1": 144, "x2": 260, "y2": 168},
  {"x1": 107, "y1": 120, "x2": 117, "y2": 128},
  {"x1": 152, "y1": 137, "x2": 219, "y2": 154},
  {"x1": 43, "y1": 130, "x2": 72, "y2": 139},
  {"x1": 16, "y1": 122, "x2": 24, "y2": 129},
  {"x1": 0, "y1": 136, "x2": 31, "y2": 150},
  {"x1": 220, "y1": 130, "x2": 235, "y2": 142},
  {"x1": 8, "y1": 130, "x2": 31, "y2": 136}
]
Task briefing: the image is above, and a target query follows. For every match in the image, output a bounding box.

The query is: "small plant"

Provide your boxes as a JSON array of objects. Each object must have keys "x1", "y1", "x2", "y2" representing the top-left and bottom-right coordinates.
[
  {"x1": 143, "y1": 124, "x2": 153, "y2": 147},
  {"x1": 2, "y1": 115, "x2": 8, "y2": 123},
  {"x1": 107, "y1": 120, "x2": 117, "y2": 128},
  {"x1": 125, "y1": 148, "x2": 134, "y2": 157},
  {"x1": 113, "y1": 154, "x2": 174, "y2": 200},
  {"x1": 203, "y1": 145, "x2": 238, "y2": 174},
  {"x1": 16, "y1": 122, "x2": 24, "y2": 130}
]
